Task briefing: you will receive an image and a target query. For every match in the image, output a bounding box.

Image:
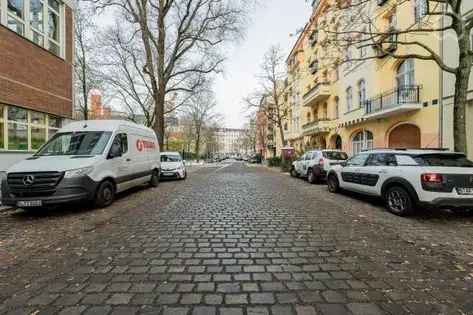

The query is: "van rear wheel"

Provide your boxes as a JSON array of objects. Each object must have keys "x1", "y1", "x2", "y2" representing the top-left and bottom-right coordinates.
[
  {"x1": 149, "y1": 170, "x2": 160, "y2": 187},
  {"x1": 95, "y1": 180, "x2": 115, "y2": 208}
]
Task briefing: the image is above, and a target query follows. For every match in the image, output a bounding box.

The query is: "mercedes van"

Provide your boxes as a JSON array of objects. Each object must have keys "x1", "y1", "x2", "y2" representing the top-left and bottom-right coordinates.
[{"x1": 1, "y1": 120, "x2": 160, "y2": 209}]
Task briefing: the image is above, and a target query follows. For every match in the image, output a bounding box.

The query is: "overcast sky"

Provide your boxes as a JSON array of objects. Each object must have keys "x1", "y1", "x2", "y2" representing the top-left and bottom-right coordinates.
[{"x1": 213, "y1": 1, "x2": 312, "y2": 129}]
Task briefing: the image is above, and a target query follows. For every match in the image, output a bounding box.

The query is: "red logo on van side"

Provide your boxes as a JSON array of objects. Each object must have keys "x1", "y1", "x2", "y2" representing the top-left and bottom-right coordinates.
[
  {"x1": 136, "y1": 140, "x2": 156, "y2": 152},
  {"x1": 136, "y1": 140, "x2": 144, "y2": 152}
]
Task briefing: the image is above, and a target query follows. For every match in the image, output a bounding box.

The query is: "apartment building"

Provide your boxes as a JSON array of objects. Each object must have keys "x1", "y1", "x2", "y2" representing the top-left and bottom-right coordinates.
[
  {"x1": 0, "y1": 0, "x2": 74, "y2": 168},
  {"x1": 281, "y1": 0, "x2": 443, "y2": 156},
  {"x1": 215, "y1": 128, "x2": 248, "y2": 155}
]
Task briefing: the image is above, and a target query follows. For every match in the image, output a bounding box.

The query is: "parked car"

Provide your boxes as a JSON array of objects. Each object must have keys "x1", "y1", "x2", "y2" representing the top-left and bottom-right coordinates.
[
  {"x1": 327, "y1": 149, "x2": 473, "y2": 216},
  {"x1": 291, "y1": 149, "x2": 349, "y2": 183},
  {"x1": 1, "y1": 120, "x2": 161, "y2": 209},
  {"x1": 160, "y1": 152, "x2": 187, "y2": 180}
]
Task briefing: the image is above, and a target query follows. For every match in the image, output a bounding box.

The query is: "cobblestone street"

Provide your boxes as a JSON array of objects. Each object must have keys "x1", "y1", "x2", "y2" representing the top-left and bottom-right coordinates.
[{"x1": 1, "y1": 163, "x2": 473, "y2": 315}]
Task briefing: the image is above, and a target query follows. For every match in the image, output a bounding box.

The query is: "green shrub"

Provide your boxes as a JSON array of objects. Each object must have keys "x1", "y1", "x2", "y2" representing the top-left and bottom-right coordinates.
[
  {"x1": 267, "y1": 156, "x2": 282, "y2": 167},
  {"x1": 280, "y1": 157, "x2": 294, "y2": 172}
]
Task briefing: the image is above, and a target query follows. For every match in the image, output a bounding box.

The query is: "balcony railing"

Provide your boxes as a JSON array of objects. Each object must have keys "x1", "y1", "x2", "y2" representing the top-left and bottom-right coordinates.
[
  {"x1": 302, "y1": 118, "x2": 330, "y2": 130},
  {"x1": 303, "y1": 82, "x2": 331, "y2": 106},
  {"x1": 364, "y1": 85, "x2": 421, "y2": 115}
]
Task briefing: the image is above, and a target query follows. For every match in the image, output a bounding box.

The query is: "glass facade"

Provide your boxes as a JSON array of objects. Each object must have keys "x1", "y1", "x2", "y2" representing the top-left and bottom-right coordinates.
[
  {"x1": 0, "y1": 104, "x2": 62, "y2": 151},
  {"x1": 1, "y1": 0, "x2": 64, "y2": 57}
]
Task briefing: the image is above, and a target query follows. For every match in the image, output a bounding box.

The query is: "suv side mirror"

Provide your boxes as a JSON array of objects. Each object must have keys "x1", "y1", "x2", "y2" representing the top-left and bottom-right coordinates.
[{"x1": 108, "y1": 143, "x2": 122, "y2": 159}]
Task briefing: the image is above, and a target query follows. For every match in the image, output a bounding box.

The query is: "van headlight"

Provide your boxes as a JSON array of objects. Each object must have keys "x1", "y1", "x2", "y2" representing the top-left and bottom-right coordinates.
[{"x1": 64, "y1": 167, "x2": 94, "y2": 178}]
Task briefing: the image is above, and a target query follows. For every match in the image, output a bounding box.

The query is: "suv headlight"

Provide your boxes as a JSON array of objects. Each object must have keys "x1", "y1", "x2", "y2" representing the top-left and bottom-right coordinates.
[{"x1": 64, "y1": 167, "x2": 93, "y2": 178}]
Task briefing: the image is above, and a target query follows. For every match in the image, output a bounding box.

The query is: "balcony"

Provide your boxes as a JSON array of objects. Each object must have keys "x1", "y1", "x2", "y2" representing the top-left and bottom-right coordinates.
[
  {"x1": 302, "y1": 118, "x2": 332, "y2": 136},
  {"x1": 303, "y1": 82, "x2": 331, "y2": 107},
  {"x1": 364, "y1": 85, "x2": 422, "y2": 119}
]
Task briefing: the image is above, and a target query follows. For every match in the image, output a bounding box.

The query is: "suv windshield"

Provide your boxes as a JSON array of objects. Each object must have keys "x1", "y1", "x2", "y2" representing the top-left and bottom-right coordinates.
[
  {"x1": 414, "y1": 154, "x2": 473, "y2": 167},
  {"x1": 323, "y1": 151, "x2": 348, "y2": 160},
  {"x1": 36, "y1": 132, "x2": 112, "y2": 156},
  {"x1": 161, "y1": 154, "x2": 182, "y2": 162}
]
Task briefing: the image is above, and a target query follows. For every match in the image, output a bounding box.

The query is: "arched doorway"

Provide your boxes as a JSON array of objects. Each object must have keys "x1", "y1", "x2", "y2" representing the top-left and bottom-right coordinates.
[
  {"x1": 352, "y1": 130, "x2": 374, "y2": 155},
  {"x1": 335, "y1": 135, "x2": 342, "y2": 150},
  {"x1": 330, "y1": 134, "x2": 342, "y2": 150},
  {"x1": 388, "y1": 124, "x2": 421, "y2": 148}
]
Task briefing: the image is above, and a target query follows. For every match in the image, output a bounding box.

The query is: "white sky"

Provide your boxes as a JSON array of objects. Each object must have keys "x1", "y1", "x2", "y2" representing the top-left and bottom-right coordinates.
[{"x1": 214, "y1": 1, "x2": 312, "y2": 129}]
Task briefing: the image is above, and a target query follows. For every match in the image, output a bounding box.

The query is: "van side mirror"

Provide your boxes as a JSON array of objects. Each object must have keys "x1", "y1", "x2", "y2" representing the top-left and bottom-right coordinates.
[{"x1": 108, "y1": 143, "x2": 122, "y2": 159}]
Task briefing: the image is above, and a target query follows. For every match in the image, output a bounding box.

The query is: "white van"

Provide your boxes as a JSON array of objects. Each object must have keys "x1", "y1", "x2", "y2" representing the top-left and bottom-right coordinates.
[{"x1": 1, "y1": 120, "x2": 160, "y2": 209}]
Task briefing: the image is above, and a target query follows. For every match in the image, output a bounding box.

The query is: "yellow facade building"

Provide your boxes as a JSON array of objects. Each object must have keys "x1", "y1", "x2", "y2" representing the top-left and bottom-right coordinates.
[{"x1": 281, "y1": 0, "x2": 444, "y2": 157}]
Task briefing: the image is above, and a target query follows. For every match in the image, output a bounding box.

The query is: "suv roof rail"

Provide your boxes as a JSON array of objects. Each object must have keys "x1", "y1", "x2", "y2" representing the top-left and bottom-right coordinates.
[{"x1": 362, "y1": 147, "x2": 451, "y2": 152}]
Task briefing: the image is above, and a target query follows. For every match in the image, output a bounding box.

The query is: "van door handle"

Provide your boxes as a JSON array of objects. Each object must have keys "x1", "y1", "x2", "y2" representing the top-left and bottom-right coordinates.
[
  {"x1": 126, "y1": 158, "x2": 132, "y2": 162},
  {"x1": 378, "y1": 169, "x2": 388, "y2": 174}
]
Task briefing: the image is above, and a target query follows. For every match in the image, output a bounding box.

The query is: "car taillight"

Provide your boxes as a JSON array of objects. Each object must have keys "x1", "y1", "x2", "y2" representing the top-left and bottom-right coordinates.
[
  {"x1": 421, "y1": 173, "x2": 444, "y2": 183},
  {"x1": 319, "y1": 158, "x2": 324, "y2": 166}
]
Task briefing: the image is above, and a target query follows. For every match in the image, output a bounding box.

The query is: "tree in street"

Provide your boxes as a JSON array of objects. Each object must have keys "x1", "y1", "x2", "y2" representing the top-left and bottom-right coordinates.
[
  {"x1": 182, "y1": 89, "x2": 221, "y2": 157},
  {"x1": 245, "y1": 45, "x2": 288, "y2": 156},
  {"x1": 74, "y1": 3, "x2": 104, "y2": 120},
  {"x1": 91, "y1": 0, "x2": 253, "y2": 147}
]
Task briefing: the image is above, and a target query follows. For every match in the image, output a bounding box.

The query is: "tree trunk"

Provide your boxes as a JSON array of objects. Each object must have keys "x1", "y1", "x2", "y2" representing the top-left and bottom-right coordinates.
[
  {"x1": 453, "y1": 43, "x2": 472, "y2": 153},
  {"x1": 153, "y1": 0, "x2": 167, "y2": 149}
]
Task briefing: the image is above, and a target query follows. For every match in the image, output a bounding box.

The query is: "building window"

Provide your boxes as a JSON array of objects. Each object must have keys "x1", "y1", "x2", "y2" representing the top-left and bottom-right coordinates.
[
  {"x1": 358, "y1": 79, "x2": 366, "y2": 108},
  {"x1": 7, "y1": 0, "x2": 25, "y2": 35},
  {"x1": 30, "y1": 0, "x2": 45, "y2": 46},
  {"x1": 7, "y1": 107, "x2": 28, "y2": 150},
  {"x1": 352, "y1": 130, "x2": 373, "y2": 155},
  {"x1": 346, "y1": 86, "x2": 353, "y2": 112},
  {"x1": 396, "y1": 59, "x2": 415, "y2": 88},
  {"x1": 414, "y1": 0, "x2": 427, "y2": 23},
  {"x1": 1, "y1": 0, "x2": 63, "y2": 57},
  {"x1": 0, "y1": 104, "x2": 62, "y2": 151}
]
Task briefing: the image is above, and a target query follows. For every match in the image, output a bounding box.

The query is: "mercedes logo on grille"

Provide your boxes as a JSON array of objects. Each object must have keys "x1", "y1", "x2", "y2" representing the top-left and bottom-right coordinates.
[{"x1": 23, "y1": 175, "x2": 35, "y2": 186}]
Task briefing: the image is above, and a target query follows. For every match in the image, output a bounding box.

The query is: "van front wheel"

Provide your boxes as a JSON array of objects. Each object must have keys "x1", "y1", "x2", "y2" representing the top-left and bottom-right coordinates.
[
  {"x1": 149, "y1": 170, "x2": 160, "y2": 187},
  {"x1": 95, "y1": 180, "x2": 115, "y2": 208}
]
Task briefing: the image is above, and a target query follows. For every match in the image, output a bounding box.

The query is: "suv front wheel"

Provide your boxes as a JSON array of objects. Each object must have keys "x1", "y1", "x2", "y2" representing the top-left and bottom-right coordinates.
[
  {"x1": 327, "y1": 174, "x2": 340, "y2": 193},
  {"x1": 385, "y1": 186, "x2": 413, "y2": 216}
]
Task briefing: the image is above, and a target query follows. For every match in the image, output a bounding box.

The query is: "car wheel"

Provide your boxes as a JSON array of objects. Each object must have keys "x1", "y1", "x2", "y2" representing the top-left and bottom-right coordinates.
[
  {"x1": 385, "y1": 186, "x2": 414, "y2": 216},
  {"x1": 307, "y1": 169, "x2": 318, "y2": 184},
  {"x1": 94, "y1": 180, "x2": 115, "y2": 208},
  {"x1": 327, "y1": 174, "x2": 340, "y2": 193},
  {"x1": 149, "y1": 169, "x2": 160, "y2": 187},
  {"x1": 290, "y1": 168, "x2": 298, "y2": 178}
]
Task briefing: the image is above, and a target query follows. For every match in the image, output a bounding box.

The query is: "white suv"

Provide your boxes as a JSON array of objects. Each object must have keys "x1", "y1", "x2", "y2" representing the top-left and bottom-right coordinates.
[
  {"x1": 327, "y1": 149, "x2": 473, "y2": 216},
  {"x1": 291, "y1": 150, "x2": 349, "y2": 184}
]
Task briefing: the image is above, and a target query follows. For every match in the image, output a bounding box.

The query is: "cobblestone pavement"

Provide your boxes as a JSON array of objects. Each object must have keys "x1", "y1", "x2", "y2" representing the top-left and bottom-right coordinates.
[{"x1": 1, "y1": 163, "x2": 473, "y2": 315}]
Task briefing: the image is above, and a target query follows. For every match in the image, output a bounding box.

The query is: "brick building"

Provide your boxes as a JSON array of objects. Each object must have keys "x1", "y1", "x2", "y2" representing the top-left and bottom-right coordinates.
[{"x1": 0, "y1": 0, "x2": 74, "y2": 163}]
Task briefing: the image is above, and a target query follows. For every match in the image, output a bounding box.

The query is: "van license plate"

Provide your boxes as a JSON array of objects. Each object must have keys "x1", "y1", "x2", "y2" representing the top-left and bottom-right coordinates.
[
  {"x1": 457, "y1": 188, "x2": 473, "y2": 195},
  {"x1": 17, "y1": 200, "x2": 42, "y2": 207}
]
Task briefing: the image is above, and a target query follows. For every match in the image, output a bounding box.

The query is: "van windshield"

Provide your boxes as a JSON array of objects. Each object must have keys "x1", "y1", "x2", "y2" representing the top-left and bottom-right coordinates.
[{"x1": 36, "y1": 132, "x2": 112, "y2": 156}]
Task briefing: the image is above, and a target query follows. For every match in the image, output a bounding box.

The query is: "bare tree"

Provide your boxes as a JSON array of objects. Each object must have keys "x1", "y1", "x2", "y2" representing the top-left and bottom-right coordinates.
[
  {"x1": 245, "y1": 45, "x2": 288, "y2": 154},
  {"x1": 320, "y1": 0, "x2": 472, "y2": 153},
  {"x1": 74, "y1": 3, "x2": 103, "y2": 120},
  {"x1": 91, "y1": 0, "x2": 252, "y2": 147},
  {"x1": 182, "y1": 90, "x2": 221, "y2": 157},
  {"x1": 239, "y1": 117, "x2": 256, "y2": 154},
  {"x1": 98, "y1": 24, "x2": 155, "y2": 126}
]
